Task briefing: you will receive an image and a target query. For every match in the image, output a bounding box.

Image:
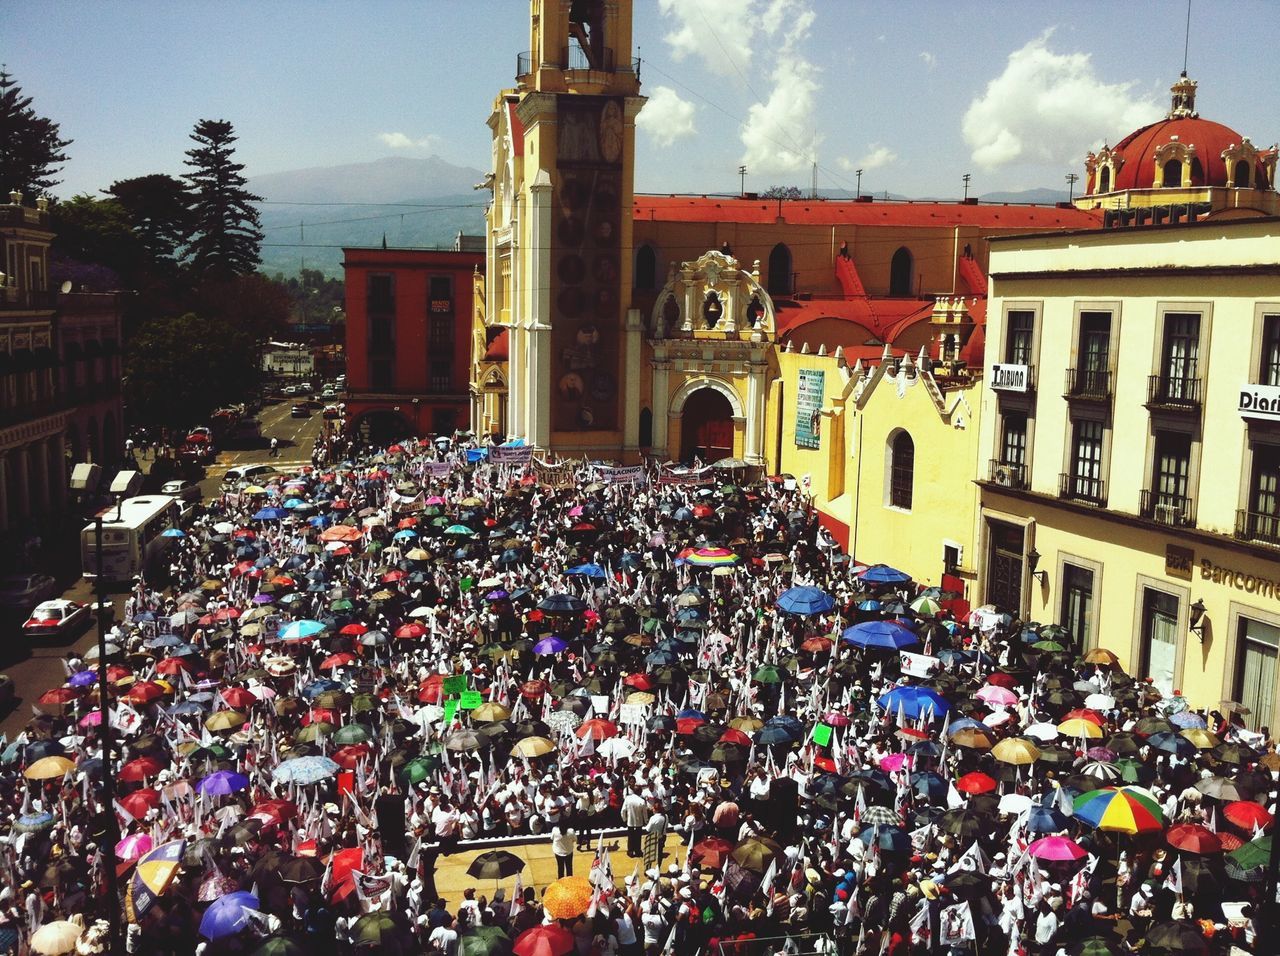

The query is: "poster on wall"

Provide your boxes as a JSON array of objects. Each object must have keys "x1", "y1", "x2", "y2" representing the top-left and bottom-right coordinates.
[
  {"x1": 795, "y1": 369, "x2": 825, "y2": 449},
  {"x1": 550, "y1": 95, "x2": 624, "y2": 433}
]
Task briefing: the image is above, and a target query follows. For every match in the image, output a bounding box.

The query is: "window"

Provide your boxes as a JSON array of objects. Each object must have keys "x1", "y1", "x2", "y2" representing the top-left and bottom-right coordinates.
[
  {"x1": 428, "y1": 359, "x2": 453, "y2": 394},
  {"x1": 367, "y1": 274, "x2": 394, "y2": 313},
  {"x1": 889, "y1": 247, "x2": 913, "y2": 296},
  {"x1": 638, "y1": 408, "x2": 653, "y2": 447},
  {"x1": 635, "y1": 245, "x2": 657, "y2": 290},
  {"x1": 1189, "y1": 158, "x2": 1205, "y2": 186},
  {"x1": 1097, "y1": 167, "x2": 1111, "y2": 192},
  {"x1": 370, "y1": 316, "x2": 393, "y2": 351},
  {"x1": 370, "y1": 359, "x2": 393, "y2": 392},
  {"x1": 429, "y1": 315, "x2": 454, "y2": 349},
  {"x1": 1234, "y1": 160, "x2": 1251, "y2": 189},
  {"x1": 889, "y1": 431, "x2": 914, "y2": 510},
  {"x1": 767, "y1": 244, "x2": 792, "y2": 296},
  {"x1": 1060, "y1": 564, "x2": 1094, "y2": 650},
  {"x1": 1234, "y1": 617, "x2": 1279, "y2": 731},
  {"x1": 997, "y1": 412, "x2": 1027, "y2": 489},
  {"x1": 1162, "y1": 158, "x2": 1183, "y2": 188},
  {"x1": 1155, "y1": 312, "x2": 1200, "y2": 403},
  {"x1": 429, "y1": 276, "x2": 453, "y2": 313},
  {"x1": 1140, "y1": 588, "x2": 1179, "y2": 697},
  {"x1": 1244, "y1": 444, "x2": 1280, "y2": 543},
  {"x1": 1069, "y1": 418, "x2": 1104, "y2": 501},
  {"x1": 1078, "y1": 311, "x2": 1111, "y2": 391},
  {"x1": 1260, "y1": 315, "x2": 1280, "y2": 386},
  {"x1": 1005, "y1": 310, "x2": 1034, "y2": 365},
  {"x1": 1150, "y1": 431, "x2": 1191, "y2": 518}
]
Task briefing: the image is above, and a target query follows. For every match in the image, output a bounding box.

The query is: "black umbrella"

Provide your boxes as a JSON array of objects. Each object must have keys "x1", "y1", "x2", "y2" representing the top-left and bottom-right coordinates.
[{"x1": 467, "y1": 850, "x2": 526, "y2": 881}]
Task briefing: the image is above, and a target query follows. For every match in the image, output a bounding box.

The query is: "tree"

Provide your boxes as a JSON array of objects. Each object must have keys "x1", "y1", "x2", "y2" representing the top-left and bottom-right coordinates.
[
  {"x1": 183, "y1": 119, "x2": 263, "y2": 278},
  {"x1": 0, "y1": 69, "x2": 71, "y2": 200},
  {"x1": 107, "y1": 174, "x2": 192, "y2": 269},
  {"x1": 761, "y1": 185, "x2": 803, "y2": 200}
]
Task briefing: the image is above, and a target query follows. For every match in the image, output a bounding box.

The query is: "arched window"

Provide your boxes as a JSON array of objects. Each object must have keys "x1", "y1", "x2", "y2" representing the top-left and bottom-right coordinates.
[
  {"x1": 1097, "y1": 167, "x2": 1111, "y2": 193},
  {"x1": 889, "y1": 431, "x2": 914, "y2": 510},
  {"x1": 1234, "y1": 160, "x2": 1251, "y2": 188},
  {"x1": 1189, "y1": 158, "x2": 1204, "y2": 186},
  {"x1": 1162, "y1": 159, "x2": 1183, "y2": 188},
  {"x1": 638, "y1": 407, "x2": 653, "y2": 447},
  {"x1": 634, "y1": 244, "x2": 657, "y2": 290},
  {"x1": 703, "y1": 292, "x2": 723, "y2": 329},
  {"x1": 889, "y1": 247, "x2": 913, "y2": 296},
  {"x1": 767, "y1": 243, "x2": 792, "y2": 296}
]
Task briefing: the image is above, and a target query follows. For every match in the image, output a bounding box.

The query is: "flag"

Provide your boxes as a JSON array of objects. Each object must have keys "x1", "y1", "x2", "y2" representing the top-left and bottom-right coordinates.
[
  {"x1": 938, "y1": 900, "x2": 976, "y2": 945},
  {"x1": 908, "y1": 900, "x2": 931, "y2": 946},
  {"x1": 1164, "y1": 856, "x2": 1183, "y2": 896},
  {"x1": 948, "y1": 841, "x2": 989, "y2": 875}
]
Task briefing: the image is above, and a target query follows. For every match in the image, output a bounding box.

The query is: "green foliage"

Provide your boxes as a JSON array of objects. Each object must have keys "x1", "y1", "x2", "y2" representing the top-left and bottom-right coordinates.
[
  {"x1": 280, "y1": 268, "x2": 345, "y2": 325},
  {"x1": 0, "y1": 69, "x2": 71, "y2": 199},
  {"x1": 183, "y1": 119, "x2": 264, "y2": 279},
  {"x1": 107, "y1": 174, "x2": 192, "y2": 269},
  {"x1": 761, "y1": 185, "x2": 803, "y2": 200},
  {"x1": 50, "y1": 194, "x2": 144, "y2": 284}
]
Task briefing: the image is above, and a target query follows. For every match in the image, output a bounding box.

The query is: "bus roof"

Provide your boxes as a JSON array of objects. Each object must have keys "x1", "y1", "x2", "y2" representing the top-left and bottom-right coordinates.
[{"x1": 89, "y1": 495, "x2": 179, "y2": 529}]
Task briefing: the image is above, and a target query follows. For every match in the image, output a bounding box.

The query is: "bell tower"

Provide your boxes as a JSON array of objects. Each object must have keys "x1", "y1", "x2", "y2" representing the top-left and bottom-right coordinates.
[{"x1": 490, "y1": 0, "x2": 644, "y2": 455}]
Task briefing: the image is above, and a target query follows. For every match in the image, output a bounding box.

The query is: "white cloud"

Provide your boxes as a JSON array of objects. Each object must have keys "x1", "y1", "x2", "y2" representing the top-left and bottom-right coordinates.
[
  {"x1": 637, "y1": 86, "x2": 698, "y2": 147},
  {"x1": 962, "y1": 31, "x2": 1162, "y2": 170},
  {"x1": 839, "y1": 144, "x2": 897, "y2": 172},
  {"x1": 659, "y1": 0, "x2": 756, "y2": 76},
  {"x1": 919, "y1": 51, "x2": 936, "y2": 69},
  {"x1": 378, "y1": 132, "x2": 443, "y2": 152}
]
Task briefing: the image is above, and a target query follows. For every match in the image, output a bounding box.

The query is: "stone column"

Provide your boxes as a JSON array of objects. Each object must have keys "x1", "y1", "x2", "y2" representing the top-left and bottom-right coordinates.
[
  {"x1": 527, "y1": 169, "x2": 554, "y2": 451},
  {"x1": 622, "y1": 308, "x2": 643, "y2": 455},
  {"x1": 651, "y1": 360, "x2": 670, "y2": 455},
  {"x1": 745, "y1": 359, "x2": 766, "y2": 465}
]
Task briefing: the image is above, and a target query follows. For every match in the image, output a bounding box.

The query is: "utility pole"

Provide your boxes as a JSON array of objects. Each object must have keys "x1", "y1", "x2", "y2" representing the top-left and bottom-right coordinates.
[
  {"x1": 738, "y1": 165, "x2": 747, "y2": 197},
  {"x1": 1065, "y1": 172, "x2": 1079, "y2": 202},
  {"x1": 962, "y1": 173, "x2": 972, "y2": 201},
  {"x1": 855, "y1": 169, "x2": 863, "y2": 198}
]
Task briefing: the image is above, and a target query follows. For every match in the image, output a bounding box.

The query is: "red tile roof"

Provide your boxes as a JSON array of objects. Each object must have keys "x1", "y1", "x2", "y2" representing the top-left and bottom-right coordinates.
[
  {"x1": 633, "y1": 195, "x2": 1103, "y2": 229},
  {"x1": 956, "y1": 256, "x2": 987, "y2": 296},
  {"x1": 775, "y1": 297, "x2": 933, "y2": 340}
]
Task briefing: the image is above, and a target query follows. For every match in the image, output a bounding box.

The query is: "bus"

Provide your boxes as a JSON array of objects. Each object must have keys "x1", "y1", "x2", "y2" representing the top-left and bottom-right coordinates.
[{"x1": 81, "y1": 495, "x2": 180, "y2": 582}]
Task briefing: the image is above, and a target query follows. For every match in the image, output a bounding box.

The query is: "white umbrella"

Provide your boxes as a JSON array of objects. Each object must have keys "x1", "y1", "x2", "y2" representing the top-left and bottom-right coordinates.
[
  {"x1": 1024, "y1": 722, "x2": 1060, "y2": 742},
  {"x1": 998, "y1": 793, "x2": 1032, "y2": 815},
  {"x1": 407, "y1": 607, "x2": 432, "y2": 618},
  {"x1": 83, "y1": 643, "x2": 122, "y2": 662},
  {"x1": 30, "y1": 920, "x2": 83, "y2": 956},
  {"x1": 1084, "y1": 693, "x2": 1116, "y2": 711},
  {"x1": 597, "y1": 737, "x2": 636, "y2": 761}
]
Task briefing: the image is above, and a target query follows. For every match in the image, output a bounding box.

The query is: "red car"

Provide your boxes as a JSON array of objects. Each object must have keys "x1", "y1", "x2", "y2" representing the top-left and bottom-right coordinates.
[{"x1": 24, "y1": 600, "x2": 90, "y2": 637}]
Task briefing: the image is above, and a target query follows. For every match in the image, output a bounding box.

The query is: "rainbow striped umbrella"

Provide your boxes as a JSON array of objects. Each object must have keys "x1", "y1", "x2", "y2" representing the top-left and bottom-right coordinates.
[
  {"x1": 684, "y1": 547, "x2": 741, "y2": 568},
  {"x1": 1073, "y1": 786, "x2": 1164, "y2": 834}
]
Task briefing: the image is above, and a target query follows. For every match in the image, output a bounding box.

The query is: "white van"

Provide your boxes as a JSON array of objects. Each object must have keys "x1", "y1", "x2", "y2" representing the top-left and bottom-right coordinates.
[{"x1": 223, "y1": 464, "x2": 279, "y2": 484}]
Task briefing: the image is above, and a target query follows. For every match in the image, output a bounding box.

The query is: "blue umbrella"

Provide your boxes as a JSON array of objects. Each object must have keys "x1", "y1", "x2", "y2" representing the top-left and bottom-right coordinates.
[
  {"x1": 279, "y1": 620, "x2": 325, "y2": 640},
  {"x1": 198, "y1": 770, "x2": 250, "y2": 796},
  {"x1": 69, "y1": 671, "x2": 97, "y2": 688},
  {"x1": 199, "y1": 891, "x2": 260, "y2": 940},
  {"x1": 273, "y1": 756, "x2": 339, "y2": 785},
  {"x1": 392, "y1": 529, "x2": 418, "y2": 540},
  {"x1": 301, "y1": 679, "x2": 344, "y2": 700},
  {"x1": 909, "y1": 771, "x2": 948, "y2": 804},
  {"x1": 775, "y1": 586, "x2": 835, "y2": 616},
  {"x1": 147, "y1": 634, "x2": 184, "y2": 649},
  {"x1": 1169, "y1": 711, "x2": 1207, "y2": 730},
  {"x1": 859, "y1": 824, "x2": 911, "y2": 854},
  {"x1": 767, "y1": 715, "x2": 806, "y2": 737},
  {"x1": 307, "y1": 514, "x2": 332, "y2": 527},
  {"x1": 1147, "y1": 731, "x2": 1197, "y2": 757},
  {"x1": 945, "y1": 717, "x2": 987, "y2": 735},
  {"x1": 534, "y1": 636, "x2": 568, "y2": 655},
  {"x1": 252, "y1": 507, "x2": 289, "y2": 521},
  {"x1": 166, "y1": 701, "x2": 206, "y2": 716},
  {"x1": 877, "y1": 685, "x2": 951, "y2": 720},
  {"x1": 645, "y1": 649, "x2": 679, "y2": 667},
  {"x1": 842, "y1": 620, "x2": 920, "y2": 650},
  {"x1": 566, "y1": 563, "x2": 607, "y2": 579},
  {"x1": 857, "y1": 599, "x2": 881, "y2": 612},
  {"x1": 1027, "y1": 805, "x2": 1070, "y2": 833},
  {"x1": 676, "y1": 708, "x2": 707, "y2": 721},
  {"x1": 858, "y1": 564, "x2": 913, "y2": 585},
  {"x1": 283, "y1": 498, "x2": 306, "y2": 509},
  {"x1": 161, "y1": 528, "x2": 186, "y2": 538},
  {"x1": 538, "y1": 594, "x2": 587, "y2": 613},
  {"x1": 754, "y1": 724, "x2": 796, "y2": 746}
]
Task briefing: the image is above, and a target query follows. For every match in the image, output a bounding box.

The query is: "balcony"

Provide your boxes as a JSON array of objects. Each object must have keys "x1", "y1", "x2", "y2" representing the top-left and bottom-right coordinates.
[
  {"x1": 1140, "y1": 489, "x2": 1196, "y2": 527},
  {"x1": 1065, "y1": 367, "x2": 1112, "y2": 402},
  {"x1": 988, "y1": 458, "x2": 1028, "y2": 490},
  {"x1": 516, "y1": 49, "x2": 641, "y2": 82},
  {"x1": 1236, "y1": 509, "x2": 1280, "y2": 547},
  {"x1": 1146, "y1": 374, "x2": 1202, "y2": 411},
  {"x1": 1059, "y1": 472, "x2": 1107, "y2": 506},
  {"x1": 991, "y1": 363, "x2": 1035, "y2": 396}
]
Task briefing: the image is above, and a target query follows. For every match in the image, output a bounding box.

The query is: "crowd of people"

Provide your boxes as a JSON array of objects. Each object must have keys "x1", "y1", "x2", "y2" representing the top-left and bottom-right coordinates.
[{"x1": 0, "y1": 434, "x2": 1276, "y2": 956}]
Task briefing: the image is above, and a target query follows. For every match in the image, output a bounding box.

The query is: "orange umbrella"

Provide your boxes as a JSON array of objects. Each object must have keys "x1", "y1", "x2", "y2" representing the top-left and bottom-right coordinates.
[
  {"x1": 576, "y1": 719, "x2": 619, "y2": 741},
  {"x1": 542, "y1": 875, "x2": 592, "y2": 920},
  {"x1": 319, "y1": 525, "x2": 362, "y2": 543}
]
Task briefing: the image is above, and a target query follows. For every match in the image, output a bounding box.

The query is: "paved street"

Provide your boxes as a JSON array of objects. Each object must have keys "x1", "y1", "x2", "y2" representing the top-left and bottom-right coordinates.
[{"x1": 0, "y1": 397, "x2": 326, "y2": 738}]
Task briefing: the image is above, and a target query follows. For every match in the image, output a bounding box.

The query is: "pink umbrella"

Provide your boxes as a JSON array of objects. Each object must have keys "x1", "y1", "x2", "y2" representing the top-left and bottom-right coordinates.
[
  {"x1": 115, "y1": 833, "x2": 153, "y2": 861},
  {"x1": 822, "y1": 711, "x2": 852, "y2": 728},
  {"x1": 975, "y1": 684, "x2": 1019, "y2": 707},
  {"x1": 1028, "y1": 836, "x2": 1086, "y2": 861},
  {"x1": 79, "y1": 711, "x2": 103, "y2": 728},
  {"x1": 879, "y1": 753, "x2": 911, "y2": 773}
]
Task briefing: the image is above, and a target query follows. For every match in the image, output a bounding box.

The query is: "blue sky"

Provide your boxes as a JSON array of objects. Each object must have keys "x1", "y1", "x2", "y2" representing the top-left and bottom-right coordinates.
[{"x1": 6, "y1": 0, "x2": 1276, "y2": 200}]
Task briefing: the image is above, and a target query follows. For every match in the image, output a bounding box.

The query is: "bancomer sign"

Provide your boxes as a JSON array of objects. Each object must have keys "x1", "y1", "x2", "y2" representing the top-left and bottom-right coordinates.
[
  {"x1": 1239, "y1": 384, "x2": 1280, "y2": 421},
  {"x1": 991, "y1": 363, "x2": 1029, "y2": 392}
]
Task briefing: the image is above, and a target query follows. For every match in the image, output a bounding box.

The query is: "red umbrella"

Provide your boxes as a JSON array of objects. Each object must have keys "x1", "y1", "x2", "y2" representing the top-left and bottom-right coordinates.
[
  {"x1": 156, "y1": 657, "x2": 194, "y2": 676},
  {"x1": 1224, "y1": 801, "x2": 1273, "y2": 832},
  {"x1": 221, "y1": 687, "x2": 258, "y2": 709},
  {"x1": 513, "y1": 923, "x2": 575, "y2": 956},
  {"x1": 118, "y1": 788, "x2": 161, "y2": 817},
  {"x1": 419, "y1": 674, "x2": 445, "y2": 703},
  {"x1": 800, "y1": 637, "x2": 834, "y2": 653},
  {"x1": 676, "y1": 717, "x2": 706, "y2": 735},
  {"x1": 622, "y1": 673, "x2": 653, "y2": 690},
  {"x1": 248, "y1": 799, "x2": 298, "y2": 828},
  {"x1": 395, "y1": 622, "x2": 427, "y2": 640},
  {"x1": 106, "y1": 664, "x2": 133, "y2": 683},
  {"x1": 38, "y1": 687, "x2": 82, "y2": 706},
  {"x1": 692, "y1": 504, "x2": 714, "y2": 519},
  {"x1": 380, "y1": 570, "x2": 406, "y2": 583},
  {"x1": 333, "y1": 744, "x2": 373, "y2": 770},
  {"x1": 1062, "y1": 708, "x2": 1105, "y2": 726},
  {"x1": 576, "y1": 719, "x2": 619, "y2": 741},
  {"x1": 689, "y1": 836, "x2": 736, "y2": 869},
  {"x1": 198, "y1": 613, "x2": 217, "y2": 627},
  {"x1": 985, "y1": 672, "x2": 1018, "y2": 689},
  {"x1": 269, "y1": 575, "x2": 296, "y2": 588},
  {"x1": 118, "y1": 756, "x2": 166, "y2": 782},
  {"x1": 125, "y1": 682, "x2": 167, "y2": 706},
  {"x1": 395, "y1": 517, "x2": 418, "y2": 529},
  {"x1": 718, "y1": 729, "x2": 753, "y2": 747},
  {"x1": 1166, "y1": 823, "x2": 1222, "y2": 855},
  {"x1": 215, "y1": 607, "x2": 241, "y2": 622},
  {"x1": 955, "y1": 772, "x2": 997, "y2": 795},
  {"x1": 339, "y1": 623, "x2": 369, "y2": 636},
  {"x1": 519, "y1": 680, "x2": 549, "y2": 700},
  {"x1": 320, "y1": 653, "x2": 359, "y2": 671},
  {"x1": 327, "y1": 847, "x2": 364, "y2": 894},
  {"x1": 301, "y1": 708, "x2": 338, "y2": 726}
]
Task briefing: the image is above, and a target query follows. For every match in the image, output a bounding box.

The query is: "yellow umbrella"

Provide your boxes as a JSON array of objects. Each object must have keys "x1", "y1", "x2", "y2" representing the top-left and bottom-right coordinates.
[
  {"x1": 950, "y1": 727, "x2": 994, "y2": 749},
  {"x1": 543, "y1": 875, "x2": 593, "y2": 919},
  {"x1": 29, "y1": 920, "x2": 83, "y2": 955},
  {"x1": 991, "y1": 737, "x2": 1041, "y2": 766},
  {"x1": 405, "y1": 548, "x2": 431, "y2": 561},
  {"x1": 240, "y1": 623, "x2": 264, "y2": 637},
  {"x1": 1180, "y1": 728, "x2": 1220, "y2": 749},
  {"x1": 1083, "y1": 647, "x2": 1121, "y2": 666},
  {"x1": 1058, "y1": 718, "x2": 1104, "y2": 739},
  {"x1": 205, "y1": 711, "x2": 248, "y2": 732},
  {"x1": 471, "y1": 702, "x2": 511, "y2": 722},
  {"x1": 511, "y1": 736, "x2": 556, "y2": 758},
  {"x1": 200, "y1": 579, "x2": 225, "y2": 592},
  {"x1": 625, "y1": 691, "x2": 656, "y2": 705},
  {"x1": 729, "y1": 716, "x2": 764, "y2": 732},
  {"x1": 243, "y1": 485, "x2": 267, "y2": 495},
  {"x1": 24, "y1": 756, "x2": 77, "y2": 780}
]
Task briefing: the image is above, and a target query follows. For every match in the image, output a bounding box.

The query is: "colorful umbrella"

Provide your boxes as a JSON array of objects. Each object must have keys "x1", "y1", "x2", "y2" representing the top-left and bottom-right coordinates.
[
  {"x1": 542, "y1": 876, "x2": 592, "y2": 919},
  {"x1": 127, "y1": 839, "x2": 186, "y2": 922},
  {"x1": 1072, "y1": 786, "x2": 1164, "y2": 834}
]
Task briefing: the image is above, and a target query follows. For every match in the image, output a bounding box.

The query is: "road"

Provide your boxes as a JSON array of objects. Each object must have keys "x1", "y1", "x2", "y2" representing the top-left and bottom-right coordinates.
[{"x1": 0, "y1": 398, "x2": 326, "y2": 737}]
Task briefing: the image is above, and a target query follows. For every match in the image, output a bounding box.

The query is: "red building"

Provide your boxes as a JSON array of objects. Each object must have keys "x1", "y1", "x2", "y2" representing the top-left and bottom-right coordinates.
[{"x1": 342, "y1": 247, "x2": 483, "y2": 443}]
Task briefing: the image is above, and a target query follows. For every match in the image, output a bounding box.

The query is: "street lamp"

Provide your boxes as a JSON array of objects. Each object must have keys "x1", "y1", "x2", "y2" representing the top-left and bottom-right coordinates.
[{"x1": 1026, "y1": 548, "x2": 1048, "y2": 585}]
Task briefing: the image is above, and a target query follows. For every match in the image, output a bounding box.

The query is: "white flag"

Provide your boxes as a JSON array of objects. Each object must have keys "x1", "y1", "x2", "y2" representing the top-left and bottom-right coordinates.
[
  {"x1": 938, "y1": 900, "x2": 976, "y2": 945},
  {"x1": 1164, "y1": 856, "x2": 1183, "y2": 896}
]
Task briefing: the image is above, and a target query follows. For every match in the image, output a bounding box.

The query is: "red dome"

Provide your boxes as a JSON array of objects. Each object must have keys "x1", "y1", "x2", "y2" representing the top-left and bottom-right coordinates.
[{"x1": 1106, "y1": 116, "x2": 1258, "y2": 191}]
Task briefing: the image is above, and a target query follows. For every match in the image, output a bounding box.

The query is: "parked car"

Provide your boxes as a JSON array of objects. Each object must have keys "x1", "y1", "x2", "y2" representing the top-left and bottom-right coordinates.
[
  {"x1": 161, "y1": 480, "x2": 202, "y2": 506},
  {"x1": 24, "y1": 599, "x2": 90, "y2": 637},
  {"x1": 291, "y1": 404, "x2": 311, "y2": 418},
  {"x1": 223, "y1": 464, "x2": 279, "y2": 484},
  {"x1": 0, "y1": 573, "x2": 59, "y2": 610}
]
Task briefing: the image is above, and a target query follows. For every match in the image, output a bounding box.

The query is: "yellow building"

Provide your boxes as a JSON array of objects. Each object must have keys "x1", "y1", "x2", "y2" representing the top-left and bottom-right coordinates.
[{"x1": 977, "y1": 216, "x2": 1280, "y2": 730}]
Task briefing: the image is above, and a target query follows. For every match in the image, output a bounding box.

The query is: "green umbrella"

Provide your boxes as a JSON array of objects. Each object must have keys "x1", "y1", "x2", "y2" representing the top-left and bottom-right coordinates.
[
  {"x1": 329, "y1": 599, "x2": 354, "y2": 611},
  {"x1": 1225, "y1": 835, "x2": 1271, "y2": 882},
  {"x1": 294, "y1": 722, "x2": 334, "y2": 743},
  {"x1": 313, "y1": 691, "x2": 349, "y2": 710},
  {"x1": 351, "y1": 911, "x2": 408, "y2": 953},
  {"x1": 334, "y1": 724, "x2": 372, "y2": 745},
  {"x1": 397, "y1": 756, "x2": 440, "y2": 786},
  {"x1": 351, "y1": 693, "x2": 378, "y2": 714},
  {"x1": 1031, "y1": 640, "x2": 1066, "y2": 652},
  {"x1": 752, "y1": 665, "x2": 782, "y2": 684},
  {"x1": 459, "y1": 925, "x2": 511, "y2": 956},
  {"x1": 1067, "y1": 936, "x2": 1122, "y2": 956}
]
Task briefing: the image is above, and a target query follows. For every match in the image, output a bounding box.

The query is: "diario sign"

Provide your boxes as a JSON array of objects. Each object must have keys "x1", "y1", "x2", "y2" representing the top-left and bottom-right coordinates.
[
  {"x1": 991, "y1": 363, "x2": 1029, "y2": 393},
  {"x1": 1238, "y1": 384, "x2": 1280, "y2": 422}
]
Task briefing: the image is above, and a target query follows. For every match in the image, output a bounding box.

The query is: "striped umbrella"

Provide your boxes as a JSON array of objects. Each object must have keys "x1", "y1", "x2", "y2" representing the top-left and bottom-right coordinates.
[{"x1": 1073, "y1": 786, "x2": 1164, "y2": 834}]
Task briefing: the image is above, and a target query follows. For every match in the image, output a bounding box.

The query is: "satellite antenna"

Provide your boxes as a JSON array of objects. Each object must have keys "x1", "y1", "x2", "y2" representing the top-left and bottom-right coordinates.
[{"x1": 60, "y1": 280, "x2": 72, "y2": 294}]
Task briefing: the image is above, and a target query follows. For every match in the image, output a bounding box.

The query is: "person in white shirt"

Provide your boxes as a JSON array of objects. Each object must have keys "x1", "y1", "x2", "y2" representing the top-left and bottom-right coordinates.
[
  {"x1": 551, "y1": 824, "x2": 577, "y2": 878},
  {"x1": 428, "y1": 918, "x2": 459, "y2": 955}
]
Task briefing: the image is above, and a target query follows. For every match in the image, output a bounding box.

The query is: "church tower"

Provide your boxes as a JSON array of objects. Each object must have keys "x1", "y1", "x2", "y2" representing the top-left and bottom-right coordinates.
[{"x1": 484, "y1": 0, "x2": 645, "y2": 455}]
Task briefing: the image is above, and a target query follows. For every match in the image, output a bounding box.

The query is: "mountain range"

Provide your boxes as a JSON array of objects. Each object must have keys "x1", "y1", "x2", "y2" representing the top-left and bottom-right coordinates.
[{"x1": 248, "y1": 156, "x2": 1071, "y2": 278}]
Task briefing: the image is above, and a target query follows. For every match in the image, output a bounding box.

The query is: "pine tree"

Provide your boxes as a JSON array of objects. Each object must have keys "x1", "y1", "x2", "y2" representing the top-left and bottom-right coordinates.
[
  {"x1": 0, "y1": 68, "x2": 72, "y2": 200},
  {"x1": 182, "y1": 118, "x2": 263, "y2": 278}
]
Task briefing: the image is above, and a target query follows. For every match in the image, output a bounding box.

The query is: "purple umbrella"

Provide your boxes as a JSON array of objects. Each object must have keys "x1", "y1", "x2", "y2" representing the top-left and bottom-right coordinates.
[
  {"x1": 197, "y1": 770, "x2": 250, "y2": 796},
  {"x1": 533, "y1": 636, "x2": 568, "y2": 656},
  {"x1": 1086, "y1": 747, "x2": 1117, "y2": 763},
  {"x1": 1169, "y1": 711, "x2": 1207, "y2": 730},
  {"x1": 69, "y1": 671, "x2": 98, "y2": 688},
  {"x1": 252, "y1": 593, "x2": 275, "y2": 604}
]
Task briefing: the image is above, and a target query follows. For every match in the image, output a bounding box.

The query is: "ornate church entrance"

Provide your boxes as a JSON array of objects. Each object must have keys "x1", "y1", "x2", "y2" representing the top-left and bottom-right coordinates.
[{"x1": 680, "y1": 388, "x2": 734, "y2": 464}]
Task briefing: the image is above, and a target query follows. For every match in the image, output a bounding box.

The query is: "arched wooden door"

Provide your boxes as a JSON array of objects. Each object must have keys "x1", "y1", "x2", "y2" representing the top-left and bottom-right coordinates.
[{"x1": 680, "y1": 388, "x2": 734, "y2": 463}]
